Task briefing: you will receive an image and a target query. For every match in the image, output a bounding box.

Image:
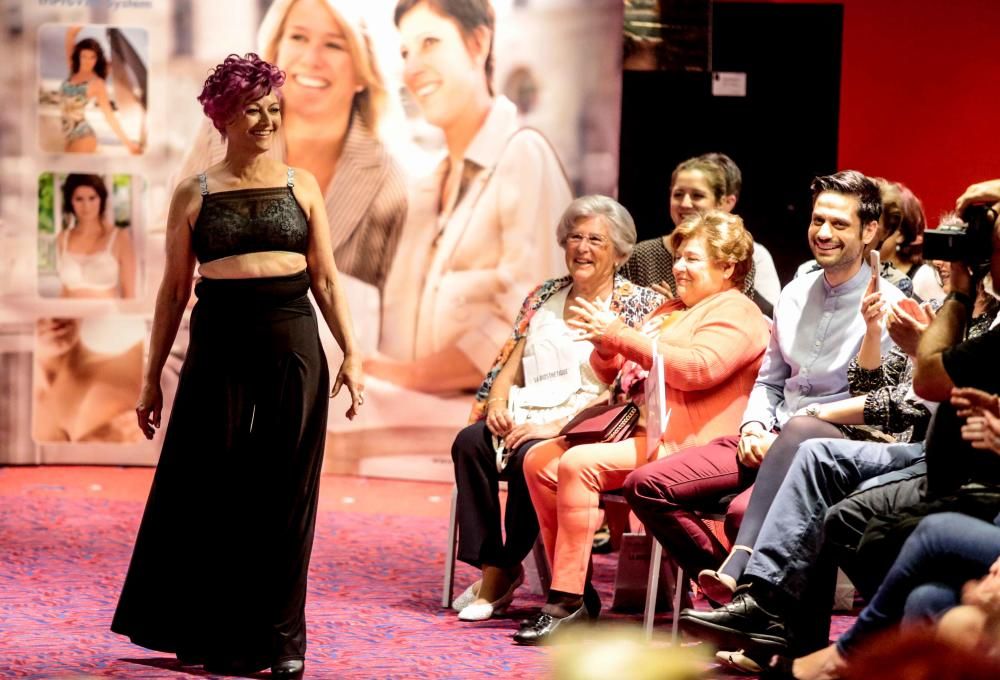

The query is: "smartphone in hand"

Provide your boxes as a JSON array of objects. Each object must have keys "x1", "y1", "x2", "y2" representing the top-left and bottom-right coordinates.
[{"x1": 870, "y1": 250, "x2": 881, "y2": 287}]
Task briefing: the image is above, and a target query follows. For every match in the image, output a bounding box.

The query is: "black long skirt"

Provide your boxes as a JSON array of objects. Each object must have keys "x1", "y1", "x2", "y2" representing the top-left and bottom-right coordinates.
[{"x1": 111, "y1": 271, "x2": 329, "y2": 669}]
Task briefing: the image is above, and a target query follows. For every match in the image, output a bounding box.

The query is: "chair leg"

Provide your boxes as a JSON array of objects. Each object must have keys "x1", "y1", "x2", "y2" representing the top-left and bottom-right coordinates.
[
  {"x1": 442, "y1": 485, "x2": 459, "y2": 608},
  {"x1": 643, "y1": 538, "x2": 663, "y2": 640},
  {"x1": 671, "y1": 564, "x2": 684, "y2": 644},
  {"x1": 524, "y1": 536, "x2": 551, "y2": 596}
]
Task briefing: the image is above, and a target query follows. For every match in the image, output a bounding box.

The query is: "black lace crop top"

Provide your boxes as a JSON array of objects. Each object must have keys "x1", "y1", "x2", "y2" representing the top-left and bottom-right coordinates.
[{"x1": 192, "y1": 168, "x2": 309, "y2": 264}]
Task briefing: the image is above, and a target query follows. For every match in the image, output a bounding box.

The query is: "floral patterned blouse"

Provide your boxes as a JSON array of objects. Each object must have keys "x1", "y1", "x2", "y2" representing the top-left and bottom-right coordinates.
[{"x1": 470, "y1": 274, "x2": 663, "y2": 422}]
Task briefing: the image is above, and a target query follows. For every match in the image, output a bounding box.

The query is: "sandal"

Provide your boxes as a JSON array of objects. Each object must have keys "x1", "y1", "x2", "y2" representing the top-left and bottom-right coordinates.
[{"x1": 698, "y1": 544, "x2": 752, "y2": 605}]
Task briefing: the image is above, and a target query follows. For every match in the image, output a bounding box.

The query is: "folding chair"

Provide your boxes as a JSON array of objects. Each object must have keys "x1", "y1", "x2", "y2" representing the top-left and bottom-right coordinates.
[{"x1": 442, "y1": 483, "x2": 551, "y2": 608}]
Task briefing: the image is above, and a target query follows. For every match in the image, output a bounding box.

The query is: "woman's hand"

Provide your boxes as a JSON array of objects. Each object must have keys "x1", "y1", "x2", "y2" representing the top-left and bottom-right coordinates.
[
  {"x1": 486, "y1": 400, "x2": 514, "y2": 438},
  {"x1": 503, "y1": 422, "x2": 563, "y2": 451},
  {"x1": 887, "y1": 298, "x2": 934, "y2": 357},
  {"x1": 650, "y1": 281, "x2": 675, "y2": 299},
  {"x1": 860, "y1": 289, "x2": 886, "y2": 333},
  {"x1": 566, "y1": 295, "x2": 618, "y2": 341},
  {"x1": 135, "y1": 380, "x2": 163, "y2": 440},
  {"x1": 333, "y1": 353, "x2": 365, "y2": 420}
]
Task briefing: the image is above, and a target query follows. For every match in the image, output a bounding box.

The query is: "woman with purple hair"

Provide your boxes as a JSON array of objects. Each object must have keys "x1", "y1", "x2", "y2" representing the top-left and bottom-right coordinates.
[{"x1": 111, "y1": 54, "x2": 363, "y2": 678}]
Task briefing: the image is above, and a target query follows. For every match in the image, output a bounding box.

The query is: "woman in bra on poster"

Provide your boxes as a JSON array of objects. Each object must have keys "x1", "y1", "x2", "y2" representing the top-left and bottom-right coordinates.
[
  {"x1": 56, "y1": 174, "x2": 136, "y2": 299},
  {"x1": 60, "y1": 26, "x2": 142, "y2": 154},
  {"x1": 367, "y1": 0, "x2": 572, "y2": 394},
  {"x1": 112, "y1": 54, "x2": 362, "y2": 678}
]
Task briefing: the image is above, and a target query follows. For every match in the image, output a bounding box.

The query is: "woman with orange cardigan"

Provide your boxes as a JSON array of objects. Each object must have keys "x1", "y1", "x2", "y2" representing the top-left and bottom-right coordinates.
[{"x1": 514, "y1": 211, "x2": 770, "y2": 644}]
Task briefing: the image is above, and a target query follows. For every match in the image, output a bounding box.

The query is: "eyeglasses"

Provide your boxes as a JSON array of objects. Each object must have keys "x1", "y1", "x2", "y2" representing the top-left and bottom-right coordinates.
[{"x1": 566, "y1": 232, "x2": 610, "y2": 248}]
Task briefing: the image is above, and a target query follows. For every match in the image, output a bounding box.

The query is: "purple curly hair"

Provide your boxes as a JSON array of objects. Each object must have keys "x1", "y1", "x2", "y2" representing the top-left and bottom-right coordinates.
[{"x1": 197, "y1": 53, "x2": 285, "y2": 135}]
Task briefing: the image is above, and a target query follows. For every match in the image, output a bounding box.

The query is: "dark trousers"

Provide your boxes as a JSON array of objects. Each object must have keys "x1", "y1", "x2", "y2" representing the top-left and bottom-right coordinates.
[
  {"x1": 451, "y1": 420, "x2": 542, "y2": 569},
  {"x1": 826, "y1": 464, "x2": 928, "y2": 600}
]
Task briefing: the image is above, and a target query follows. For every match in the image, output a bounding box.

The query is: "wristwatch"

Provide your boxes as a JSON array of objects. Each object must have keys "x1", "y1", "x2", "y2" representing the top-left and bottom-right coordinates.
[{"x1": 804, "y1": 403, "x2": 821, "y2": 418}]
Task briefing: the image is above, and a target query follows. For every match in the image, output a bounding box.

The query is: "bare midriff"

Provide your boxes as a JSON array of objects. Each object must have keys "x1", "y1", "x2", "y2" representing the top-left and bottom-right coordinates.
[{"x1": 198, "y1": 251, "x2": 307, "y2": 279}]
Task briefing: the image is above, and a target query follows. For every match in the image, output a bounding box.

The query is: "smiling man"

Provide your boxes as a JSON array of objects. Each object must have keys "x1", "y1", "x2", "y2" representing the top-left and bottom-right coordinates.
[{"x1": 623, "y1": 171, "x2": 906, "y2": 631}]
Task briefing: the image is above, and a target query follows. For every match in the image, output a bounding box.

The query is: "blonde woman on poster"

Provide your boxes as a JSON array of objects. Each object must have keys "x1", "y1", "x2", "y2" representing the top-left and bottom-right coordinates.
[
  {"x1": 174, "y1": 0, "x2": 407, "y2": 299},
  {"x1": 59, "y1": 26, "x2": 142, "y2": 154},
  {"x1": 56, "y1": 174, "x2": 136, "y2": 299},
  {"x1": 368, "y1": 0, "x2": 571, "y2": 393}
]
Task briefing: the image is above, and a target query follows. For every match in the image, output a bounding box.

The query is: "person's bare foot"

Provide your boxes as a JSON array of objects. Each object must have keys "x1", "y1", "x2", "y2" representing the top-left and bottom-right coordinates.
[{"x1": 791, "y1": 644, "x2": 846, "y2": 680}]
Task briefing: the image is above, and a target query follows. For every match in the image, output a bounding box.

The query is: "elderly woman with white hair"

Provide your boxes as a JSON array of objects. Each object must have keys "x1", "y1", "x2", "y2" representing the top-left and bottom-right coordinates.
[
  {"x1": 174, "y1": 0, "x2": 406, "y2": 293},
  {"x1": 449, "y1": 195, "x2": 662, "y2": 622}
]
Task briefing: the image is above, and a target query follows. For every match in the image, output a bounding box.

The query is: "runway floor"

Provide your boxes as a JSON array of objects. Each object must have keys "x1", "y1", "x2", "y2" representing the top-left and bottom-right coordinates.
[{"x1": 0, "y1": 466, "x2": 851, "y2": 678}]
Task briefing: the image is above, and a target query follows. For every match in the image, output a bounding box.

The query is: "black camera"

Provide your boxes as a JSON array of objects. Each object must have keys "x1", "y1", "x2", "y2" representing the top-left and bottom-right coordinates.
[{"x1": 922, "y1": 204, "x2": 996, "y2": 268}]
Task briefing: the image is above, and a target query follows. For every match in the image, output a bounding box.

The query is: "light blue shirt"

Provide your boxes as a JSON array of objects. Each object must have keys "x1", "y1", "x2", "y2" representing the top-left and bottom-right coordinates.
[{"x1": 741, "y1": 263, "x2": 905, "y2": 431}]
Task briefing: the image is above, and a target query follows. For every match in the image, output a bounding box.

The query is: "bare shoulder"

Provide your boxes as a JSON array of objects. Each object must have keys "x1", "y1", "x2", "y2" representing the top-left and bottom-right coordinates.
[
  {"x1": 289, "y1": 166, "x2": 322, "y2": 214},
  {"x1": 88, "y1": 78, "x2": 108, "y2": 95},
  {"x1": 170, "y1": 175, "x2": 204, "y2": 225},
  {"x1": 290, "y1": 165, "x2": 321, "y2": 194},
  {"x1": 114, "y1": 226, "x2": 134, "y2": 246}
]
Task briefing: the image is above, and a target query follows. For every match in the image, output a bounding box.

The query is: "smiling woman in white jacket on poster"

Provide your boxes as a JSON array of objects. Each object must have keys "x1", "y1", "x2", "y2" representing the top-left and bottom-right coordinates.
[{"x1": 367, "y1": 0, "x2": 571, "y2": 394}]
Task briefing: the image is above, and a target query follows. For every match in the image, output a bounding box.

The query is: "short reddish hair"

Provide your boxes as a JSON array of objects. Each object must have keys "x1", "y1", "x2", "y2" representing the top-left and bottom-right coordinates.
[{"x1": 197, "y1": 53, "x2": 285, "y2": 135}]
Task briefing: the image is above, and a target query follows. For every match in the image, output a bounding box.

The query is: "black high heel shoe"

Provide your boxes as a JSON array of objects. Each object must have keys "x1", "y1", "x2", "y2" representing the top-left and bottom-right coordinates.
[{"x1": 272, "y1": 659, "x2": 305, "y2": 678}]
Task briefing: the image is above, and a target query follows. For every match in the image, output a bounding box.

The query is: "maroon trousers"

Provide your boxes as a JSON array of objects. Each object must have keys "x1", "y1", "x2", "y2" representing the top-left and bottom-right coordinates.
[
  {"x1": 624, "y1": 417, "x2": 845, "y2": 575},
  {"x1": 624, "y1": 436, "x2": 753, "y2": 575}
]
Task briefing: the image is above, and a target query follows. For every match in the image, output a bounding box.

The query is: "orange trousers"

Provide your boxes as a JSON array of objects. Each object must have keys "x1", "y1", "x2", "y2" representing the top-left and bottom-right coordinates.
[{"x1": 523, "y1": 436, "x2": 648, "y2": 595}]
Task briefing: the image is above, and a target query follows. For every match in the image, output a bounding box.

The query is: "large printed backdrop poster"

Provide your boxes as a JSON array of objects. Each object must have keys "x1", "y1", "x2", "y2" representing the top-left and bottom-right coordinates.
[{"x1": 0, "y1": 0, "x2": 624, "y2": 480}]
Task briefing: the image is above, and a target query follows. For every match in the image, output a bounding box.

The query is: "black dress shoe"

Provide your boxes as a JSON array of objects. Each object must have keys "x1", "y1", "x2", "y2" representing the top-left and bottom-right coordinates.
[
  {"x1": 272, "y1": 659, "x2": 305, "y2": 678},
  {"x1": 678, "y1": 590, "x2": 788, "y2": 654},
  {"x1": 512, "y1": 603, "x2": 591, "y2": 645}
]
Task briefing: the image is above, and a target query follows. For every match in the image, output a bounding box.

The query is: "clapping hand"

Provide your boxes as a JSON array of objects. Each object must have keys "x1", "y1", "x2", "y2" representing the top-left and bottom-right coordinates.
[
  {"x1": 951, "y1": 387, "x2": 1000, "y2": 419},
  {"x1": 567, "y1": 296, "x2": 618, "y2": 341},
  {"x1": 650, "y1": 281, "x2": 675, "y2": 299},
  {"x1": 887, "y1": 298, "x2": 935, "y2": 357},
  {"x1": 953, "y1": 387, "x2": 1000, "y2": 454}
]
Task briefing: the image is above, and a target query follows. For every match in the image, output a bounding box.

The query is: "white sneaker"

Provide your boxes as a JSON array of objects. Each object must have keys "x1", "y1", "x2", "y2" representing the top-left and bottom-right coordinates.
[{"x1": 451, "y1": 580, "x2": 481, "y2": 612}]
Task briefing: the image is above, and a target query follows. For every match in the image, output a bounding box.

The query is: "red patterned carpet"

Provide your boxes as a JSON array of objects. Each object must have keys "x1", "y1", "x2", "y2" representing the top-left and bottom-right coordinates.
[{"x1": 0, "y1": 467, "x2": 854, "y2": 678}]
